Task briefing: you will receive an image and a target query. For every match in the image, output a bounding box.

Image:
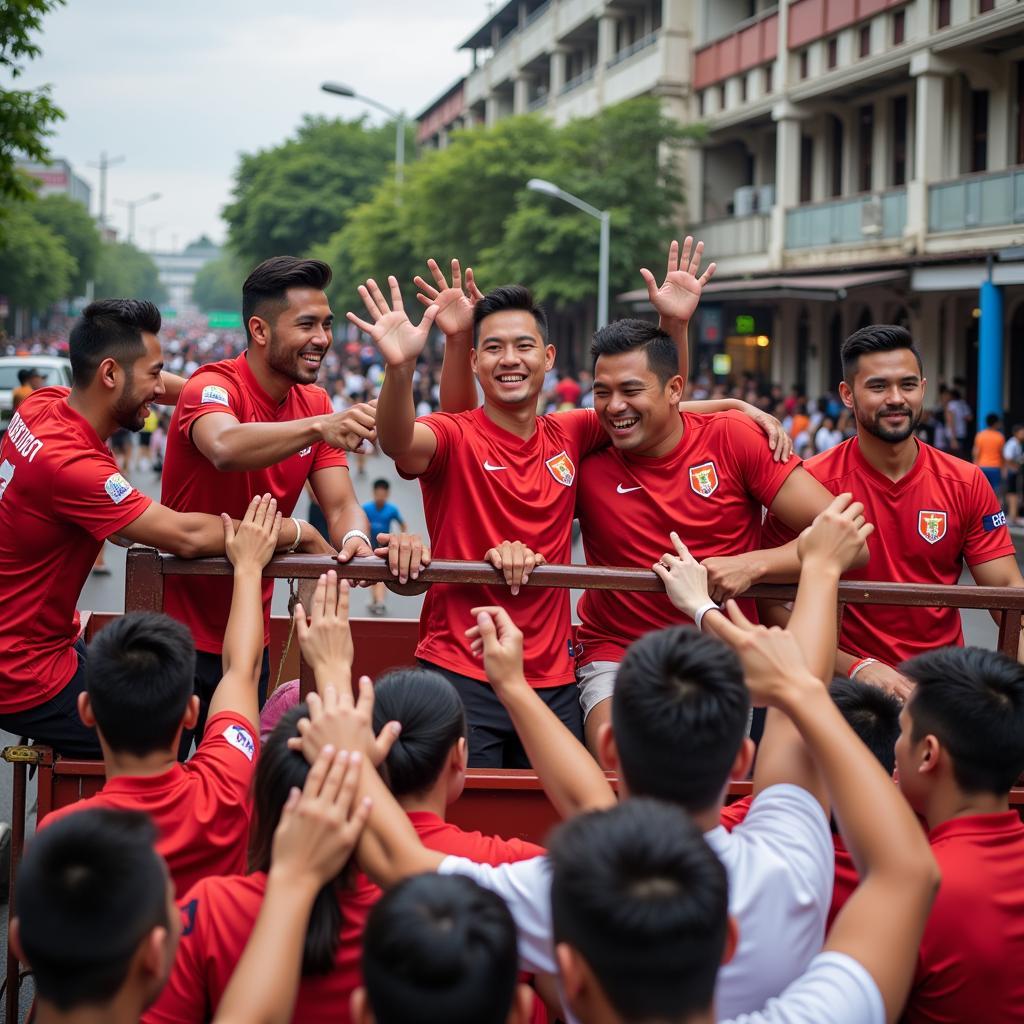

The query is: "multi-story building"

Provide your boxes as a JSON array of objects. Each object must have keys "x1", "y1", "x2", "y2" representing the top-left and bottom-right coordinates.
[
  {"x1": 421, "y1": 0, "x2": 1024, "y2": 419},
  {"x1": 16, "y1": 158, "x2": 92, "y2": 210},
  {"x1": 151, "y1": 236, "x2": 221, "y2": 312}
]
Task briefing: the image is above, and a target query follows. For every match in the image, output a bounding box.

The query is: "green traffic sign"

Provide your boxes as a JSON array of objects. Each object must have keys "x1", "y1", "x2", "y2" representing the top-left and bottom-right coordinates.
[{"x1": 207, "y1": 311, "x2": 243, "y2": 329}]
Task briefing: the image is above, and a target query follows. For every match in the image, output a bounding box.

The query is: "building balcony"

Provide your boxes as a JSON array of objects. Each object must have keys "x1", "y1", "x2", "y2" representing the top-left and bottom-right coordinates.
[
  {"x1": 561, "y1": 65, "x2": 596, "y2": 95},
  {"x1": 607, "y1": 30, "x2": 659, "y2": 69},
  {"x1": 691, "y1": 214, "x2": 771, "y2": 258},
  {"x1": 785, "y1": 188, "x2": 906, "y2": 250},
  {"x1": 928, "y1": 166, "x2": 1024, "y2": 235},
  {"x1": 693, "y1": 7, "x2": 779, "y2": 91}
]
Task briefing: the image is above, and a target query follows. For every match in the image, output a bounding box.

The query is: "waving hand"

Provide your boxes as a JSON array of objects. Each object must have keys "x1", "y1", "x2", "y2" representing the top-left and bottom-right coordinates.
[{"x1": 347, "y1": 276, "x2": 439, "y2": 368}]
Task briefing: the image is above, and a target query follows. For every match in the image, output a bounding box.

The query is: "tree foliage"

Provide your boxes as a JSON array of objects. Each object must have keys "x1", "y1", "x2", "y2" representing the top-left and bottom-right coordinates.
[
  {"x1": 223, "y1": 115, "x2": 412, "y2": 268},
  {"x1": 94, "y1": 241, "x2": 167, "y2": 305},
  {"x1": 0, "y1": 202, "x2": 75, "y2": 312},
  {"x1": 31, "y1": 193, "x2": 100, "y2": 295},
  {"x1": 192, "y1": 252, "x2": 246, "y2": 312},
  {"x1": 0, "y1": 0, "x2": 65, "y2": 212}
]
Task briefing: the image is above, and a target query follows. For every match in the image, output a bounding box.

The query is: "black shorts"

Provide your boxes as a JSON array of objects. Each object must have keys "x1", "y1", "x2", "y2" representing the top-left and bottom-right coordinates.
[
  {"x1": 110, "y1": 429, "x2": 132, "y2": 451},
  {"x1": 0, "y1": 637, "x2": 101, "y2": 758},
  {"x1": 420, "y1": 660, "x2": 583, "y2": 769}
]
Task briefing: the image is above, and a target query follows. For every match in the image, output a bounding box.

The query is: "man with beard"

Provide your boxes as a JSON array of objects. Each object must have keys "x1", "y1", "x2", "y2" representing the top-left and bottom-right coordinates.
[
  {"x1": 762, "y1": 325, "x2": 1022, "y2": 698},
  {"x1": 0, "y1": 300, "x2": 288, "y2": 756},
  {"x1": 162, "y1": 257, "x2": 420, "y2": 743}
]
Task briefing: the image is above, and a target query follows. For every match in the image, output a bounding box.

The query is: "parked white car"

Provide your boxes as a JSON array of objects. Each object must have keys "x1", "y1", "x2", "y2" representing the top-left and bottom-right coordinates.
[{"x1": 0, "y1": 355, "x2": 74, "y2": 434}]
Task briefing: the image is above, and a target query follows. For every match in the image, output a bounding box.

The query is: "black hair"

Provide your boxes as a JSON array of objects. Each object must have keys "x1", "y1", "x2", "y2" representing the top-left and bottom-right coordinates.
[
  {"x1": 612, "y1": 627, "x2": 750, "y2": 812},
  {"x1": 472, "y1": 284, "x2": 547, "y2": 346},
  {"x1": 241, "y1": 256, "x2": 332, "y2": 344},
  {"x1": 249, "y1": 704, "x2": 353, "y2": 975},
  {"x1": 86, "y1": 613, "x2": 196, "y2": 757},
  {"x1": 18, "y1": 809, "x2": 169, "y2": 1011},
  {"x1": 362, "y1": 873, "x2": 519, "y2": 1024},
  {"x1": 549, "y1": 798, "x2": 728, "y2": 1020},
  {"x1": 840, "y1": 324, "x2": 923, "y2": 382},
  {"x1": 372, "y1": 668, "x2": 467, "y2": 799},
  {"x1": 590, "y1": 318, "x2": 678, "y2": 385},
  {"x1": 829, "y1": 677, "x2": 901, "y2": 776},
  {"x1": 69, "y1": 299, "x2": 161, "y2": 387},
  {"x1": 986, "y1": 413, "x2": 1000, "y2": 427},
  {"x1": 903, "y1": 646, "x2": 1024, "y2": 796},
  {"x1": 372, "y1": 478, "x2": 390, "y2": 491},
  {"x1": 17, "y1": 368, "x2": 33, "y2": 384}
]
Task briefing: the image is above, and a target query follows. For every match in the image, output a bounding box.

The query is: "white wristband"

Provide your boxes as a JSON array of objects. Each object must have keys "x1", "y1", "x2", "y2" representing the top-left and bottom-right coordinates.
[
  {"x1": 849, "y1": 658, "x2": 878, "y2": 680},
  {"x1": 693, "y1": 602, "x2": 720, "y2": 632},
  {"x1": 286, "y1": 517, "x2": 302, "y2": 553},
  {"x1": 342, "y1": 529, "x2": 372, "y2": 551}
]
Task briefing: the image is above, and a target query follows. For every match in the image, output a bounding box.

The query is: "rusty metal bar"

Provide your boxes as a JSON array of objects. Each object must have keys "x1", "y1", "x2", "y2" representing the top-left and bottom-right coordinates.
[{"x1": 124, "y1": 546, "x2": 165, "y2": 612}]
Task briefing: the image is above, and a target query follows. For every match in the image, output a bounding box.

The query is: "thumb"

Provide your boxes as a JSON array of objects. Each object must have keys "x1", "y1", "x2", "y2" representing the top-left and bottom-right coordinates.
[
  {"x1": 420, "y1": 303, "x2": 440, "y2": 331},
  {"x1": 476, "y1": 610, "x2": 498, "y2": 644},
  {"x1": 639, "y1": 267, "x2": 658, "y2": 301},
  {"x1": 372, "y1": 721, "x2": 402, "y2": 767},
  {"x1": 221, "y1": 513, "x2": 234, "y2": 543}
]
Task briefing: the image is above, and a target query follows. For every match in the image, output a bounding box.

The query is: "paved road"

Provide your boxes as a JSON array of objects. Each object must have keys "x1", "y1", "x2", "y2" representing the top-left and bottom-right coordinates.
[{"x1": 1, "y1": 445, "x2": 1018, "y2": 1019}]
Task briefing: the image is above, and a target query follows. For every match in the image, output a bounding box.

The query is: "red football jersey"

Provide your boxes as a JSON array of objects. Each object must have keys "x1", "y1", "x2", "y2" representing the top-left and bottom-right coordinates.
[
  {"x1": 40, "y1": 710, "x2": 258, "y2": 898},
  {"x1": 761, "y1": 437, "x2": 1015, "y2": 665},
  {"x1": 161, "y1": 355, "x2": 347, "y2": 654},
  {"x1": 406, "y1": 810, "x2": 545, "y2": 864},
  {"x1": 905, "y1": 812, "x2": 1024, "y2": 1024},
  {"x1": 405, "y1": 407, "x2": 606, "y2": 686},
  {"x1": 0, "y1": 387, "x2": 151, "y2": 712},
  {"x1": 576, "y1": 411, "x2": 800, "y2": 665}
]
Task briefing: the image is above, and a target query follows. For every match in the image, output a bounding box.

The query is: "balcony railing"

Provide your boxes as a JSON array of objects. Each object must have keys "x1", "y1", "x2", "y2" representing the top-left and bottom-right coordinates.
[
  {"x1": 785, "y1": 188, "x2": 906, "y2": 250},
  {"x1": 607, "y1": 30, "x2": 659, "y2": 68},
  {"x1": 561, "y1": 65, "x2": 596, "y2": 95},
  {"x1": 527, "y1": 91, "x2": 550, "y2": 111},
  {"x1": 928, "y1": 166, "x2": 1024, "y2": 233},
  {"x1": 690, "y1": 213, "x2": 770, "y2": 258}
]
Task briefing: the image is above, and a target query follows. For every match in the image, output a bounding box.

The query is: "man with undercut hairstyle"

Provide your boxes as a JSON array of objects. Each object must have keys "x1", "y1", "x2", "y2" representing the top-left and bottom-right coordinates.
[
  {"x1": 895, "y1": 645, "x2": 1024, "y2": 1023},
  {"x1": 163, "y1": 256, "x2": 426, "y2": 744},
  {"x1": 352, "y1": 873, "x2": 534, "y2": 1024}
]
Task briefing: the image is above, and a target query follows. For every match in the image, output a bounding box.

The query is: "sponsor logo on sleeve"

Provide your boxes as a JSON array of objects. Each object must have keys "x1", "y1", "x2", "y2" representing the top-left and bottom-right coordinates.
[
  {"x1": 299, "y1": 446, "x2": 313, "y2": 457},
  {"x1": 688, "y1": 461, "x2": 720, "y2": 498},
  {"x1": 983, "y1": 510, "x2": 1008, "y2": 532},
  {"x1": 104, "y1": 472, "x2": 134, "y2": 505},
  {"x1": 222, "y1": 723, "x2": 255, "y2": 761},
  {"x1": 201, "y1": 384, "x2": 230, "y2": 407},
  {"x1": 918, "y1": 510, "x2": 948, "y2": 544},
  {"x1": 545, "y1": 450, "x2": 576, "y2": 486}
]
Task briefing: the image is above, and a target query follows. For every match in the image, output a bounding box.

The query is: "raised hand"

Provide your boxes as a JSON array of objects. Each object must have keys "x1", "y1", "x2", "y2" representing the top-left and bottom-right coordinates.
[
  {"x1": 223, "y1": 493, "x2": 282, "y2": 571},
  {"x1": 413, "y1": 258, "x2": 481, "y2": 338},
  {"x1": 740, "y1": 404, "x2": 793, "y2": 463},
  {"x1": 639, "y1": 237, "x2": 717, "y2": 324},
  {"x1": 346, "y1": 276, "x2": 439, "y2": 368},
  {"x1": 293, "y1": 571, "x2": 353, "y2": 681},
  {"x1": 466, "y1": 605, "x2": 527, "y2": 691},
  {"x1": 797, "y1": 492, "x2": 874, "y2": 575},
  {"x1": 652, "y1": 532, "x2": 713, "y2": 618}
]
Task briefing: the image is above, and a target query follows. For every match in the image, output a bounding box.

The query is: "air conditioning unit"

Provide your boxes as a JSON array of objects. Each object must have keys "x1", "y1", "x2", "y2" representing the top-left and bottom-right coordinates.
[
  {"x1": 756, "y1": 184, "x2": 776, "y2": 211},
  {"x1": 861, "y1": 195, "x2": 883, "y2": 236},
  {"x1": 734, "y1": 185, "x2": 757, "y2": 217}
]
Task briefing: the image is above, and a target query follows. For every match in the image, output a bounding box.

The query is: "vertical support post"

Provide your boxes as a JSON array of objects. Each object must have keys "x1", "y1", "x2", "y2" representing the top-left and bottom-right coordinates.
[
  {"x1": 394, "y1": 115, "x2": 405, "y2": 187},
  {"x1": 978, "y1": 277, "x2": 1004, "y2": 423},
  {"x1": 125, "y1": 546, "x2": 165, "y2": 613},
  {"x1": 997, "y1": 608, "x2": 1022, "y2": 661},
  {"x1": 598, "y1": 211, "x2": 610, "y2": 330},
  {"x1": 5, "y1": 757, "x2": 27, "y2": 1022}
]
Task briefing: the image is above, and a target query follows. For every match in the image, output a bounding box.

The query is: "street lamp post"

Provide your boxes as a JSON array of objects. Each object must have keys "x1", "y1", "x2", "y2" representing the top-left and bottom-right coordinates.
[
  {"x1": 527, "y1": 178, "x2": 610, "y2": 329},
  {"x1": 114, "y1": 192, "x2": 161, "y2": 244},
  {"x1": 321, "y1": 82, "x2": 405, "y2": 186}
]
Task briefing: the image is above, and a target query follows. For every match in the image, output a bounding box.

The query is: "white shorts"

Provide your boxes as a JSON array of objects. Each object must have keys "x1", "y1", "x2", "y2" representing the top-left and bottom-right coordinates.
[{"x1": 576, "y1": 660, "x2": 620, "y2": 721}]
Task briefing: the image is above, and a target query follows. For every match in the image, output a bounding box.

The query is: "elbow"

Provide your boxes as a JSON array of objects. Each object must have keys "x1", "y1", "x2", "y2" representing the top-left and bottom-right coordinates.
[
  {"x1": 207, "y1": 444, "x2": 241, "y2": 473},
  {"x1": 166, "y1": 530, "x2": 204, "y2": 560}
]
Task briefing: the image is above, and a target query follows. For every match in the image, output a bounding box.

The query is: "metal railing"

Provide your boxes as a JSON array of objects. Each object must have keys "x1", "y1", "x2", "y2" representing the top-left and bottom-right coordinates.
[
  {"x1": 785, "y1": 188, "x2": 906, "y2": 249},
  {"x1": 607, "y1": 30, "x2": 659, "y2": 68}
]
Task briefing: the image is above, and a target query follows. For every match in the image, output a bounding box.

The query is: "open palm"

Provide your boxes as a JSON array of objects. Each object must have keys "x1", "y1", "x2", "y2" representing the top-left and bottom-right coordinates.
[
  {"x1": 346, "y1": 276, "x2": 439, "y2": 367},
  {"x1": 414, "y1": 258, "x2": 482, "y2": 337},
  {"x1": 640, "y1": 237, "x2": 717, "y2": 322}
]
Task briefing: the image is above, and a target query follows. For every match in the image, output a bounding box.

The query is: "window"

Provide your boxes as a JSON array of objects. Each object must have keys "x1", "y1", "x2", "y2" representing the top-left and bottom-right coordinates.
[
  {"x1": 858, "y1": 104, "x2": 874, "y2": 192},
  {"x1": 859, "y1": 25, "x2": 871, "y2": 58},
  {"x1": 698, "y1": 90, "x2": 705, "y2": 117},
  {"x1": 937, "y1": 0, "x2": 951, "y2": 28},
  {"x1": 979, "y1": 0, "x2": 995, "y2": 11},
  {"x1": 892, "y1": 9, "x2": 905, "y2": 45},
  {"x1": 827, "y1": 37, "x2": 838, "y2": 69},
  {"x1": 718, "y1": 83, "x2": 726, "y2": 110},
  {"x1": 891, "y1": 94, "x2": 908, "y2": 186},
  {"x1": 740, "y1": 74, "x2": 748, "y2": 103},
  {"x1": 1017, "y1": 60, "x2": 1024, "y2": 166},
  {"x1": 799, "y1": 49, "x2": 809, "y2": 79},
  {"x1": 764, "y1": 63, "x2": 774, "y2": 93},
  {"x1": 830, "y1": 115, "x2": 844, "y2": 197},
  {"x1": 800, "y1": 134, "x2": 814, "y2": 203},
  {"x1": 971, "y1": 88, "x2": 989, "y2": 172}
]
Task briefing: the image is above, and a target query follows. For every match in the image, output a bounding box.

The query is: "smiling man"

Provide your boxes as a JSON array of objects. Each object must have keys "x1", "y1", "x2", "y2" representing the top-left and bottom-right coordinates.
[{"x1": 161, "y1": 257, "x2": 380, "y2": 743}]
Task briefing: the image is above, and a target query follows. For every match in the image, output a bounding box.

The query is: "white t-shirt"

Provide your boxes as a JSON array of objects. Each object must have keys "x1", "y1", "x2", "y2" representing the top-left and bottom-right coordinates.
[
  {"x1": 724, "y1": 952, "x2": 884, "y2": 1024},
  {"x1": 439, "y1": 785, "x2": 833, "y2": 1022}
]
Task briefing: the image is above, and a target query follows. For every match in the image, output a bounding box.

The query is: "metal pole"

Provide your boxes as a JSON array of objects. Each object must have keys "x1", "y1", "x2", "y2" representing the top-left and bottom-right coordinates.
[
  {"x1": 128, "y1": 202, "x2": 136, "y2": 244},
  {"x1": 395, "y1": 115, "x2": 405, "y2": 186},
  {"x1": 597, "y1": 211, "x2": 610, "y2": 330}
]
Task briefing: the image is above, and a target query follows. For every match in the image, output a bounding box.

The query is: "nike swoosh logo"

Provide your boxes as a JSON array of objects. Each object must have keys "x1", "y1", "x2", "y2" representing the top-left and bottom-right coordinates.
[
  {"x1": 617, "y1": 484, "x2": 642, "y2": 493},
  {"x1": 483, "y1": 461, "x2": 508, "y2": 471}
]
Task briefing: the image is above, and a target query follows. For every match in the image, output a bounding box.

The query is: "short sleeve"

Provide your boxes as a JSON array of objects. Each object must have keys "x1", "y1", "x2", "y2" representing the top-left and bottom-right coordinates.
[
  {"x1": 51, "y1": 452, "x2": 152, "y2": 541},
  {"x1": 962, "y1": 467, "x2": 1016, "y2": 566},
  {"x1": 438, "y1": 855, "x2": 556, "y2": 974},
  {"x1": 403, "y1": 413, "x2": 461, "y2": 482},
  {"x1": 176, "y1": 370, "x2": 243, "y2": 440},
  {"x1": 726, "y1": 413, "x2": 802, "y2": 509},
  {"x1": 189, "y1": 711, "x2": 260, "y2": 805},
  {"x1": 141, "y1": 888, "x2": 210, "y2": 1024}
]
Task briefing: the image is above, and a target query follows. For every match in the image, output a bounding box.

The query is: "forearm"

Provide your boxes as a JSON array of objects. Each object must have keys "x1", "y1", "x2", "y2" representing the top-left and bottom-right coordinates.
[
  {"x1": 213, "y1": 867, "x2": 319, "y2": 1024},
  {"x1": 499, "y1": 681, "x2": 616, "y2": 817},
  {"x1": 787, "y1": 559, "x2": 840, "y2": 682},
  {"x1": 660, "y1": 316, "x2": 688, "y2": 382},
  {"x1": 680, "y1": 398, "x2": 746, "y2": 416},
  {"x1": 156, "y1": 372, "x2": 188, "y2": 405},
  {"x1": 207, "y1": 418, "x2": 327, "y2": 471},
  {"x1": 221, "y1": 566, "x2": 265, "y2": 679},
  {"x1": 376, "y1": 363, "x2": 419, "y2": 458},
  {"x1": 737, "y1": 538, "x2": 801, "y2": 585},
  {"x1": 439, "y1": 330, "x2": 478, "y2": 412},
  {"x1": 324, "y1": 499, "x2": 371, "y2": 550}
]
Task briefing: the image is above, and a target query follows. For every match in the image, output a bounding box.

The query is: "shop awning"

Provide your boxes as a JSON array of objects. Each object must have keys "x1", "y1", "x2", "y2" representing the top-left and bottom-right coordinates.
[{"x1": 620, "y1": 269, "x2": 907, "y2": 307}]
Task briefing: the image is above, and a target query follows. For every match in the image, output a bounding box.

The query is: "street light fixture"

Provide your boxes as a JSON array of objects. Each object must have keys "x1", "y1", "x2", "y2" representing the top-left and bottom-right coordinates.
[
  {"x1": 321, "y1": 81, "x2": 405, "y2": 186},
  {"x1": 114, "y1": 192, "x2": 161, "y2": 244},
  {"x1": 527, "y1": 178, "x2": 610, "y2": 329}
]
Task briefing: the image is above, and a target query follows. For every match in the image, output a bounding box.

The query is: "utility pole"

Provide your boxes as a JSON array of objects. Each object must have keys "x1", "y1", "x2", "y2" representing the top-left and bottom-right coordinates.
[{"x1": 87, "y1": 151, "x2": 125, "y2": 232}]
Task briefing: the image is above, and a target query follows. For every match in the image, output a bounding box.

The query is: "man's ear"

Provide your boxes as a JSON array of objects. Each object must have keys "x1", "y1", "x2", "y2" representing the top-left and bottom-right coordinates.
[
  {"x1": 838, "y1": 380, "x2": 854, "y2": 409},
  {"x1": 248, "y1": 316, "x2": 271, "y2": 349},
  {"x1": 78, "y1": 692, "x2": 97, "y2": 729},
  {"x1": 597, "y1": 721, "x2": 619, "y2": 774},
  {"x1": 919, "y1": 734, "x2": 943, "y2": 778},
  {"x1": 508, "y1": 982, "x2": 535, "y2": 1024},
  {"x1": 555, "y1": 943, "x2": 584, "y2": 1003},
  {"x1": 183, "y1": 695, "x2": 200, "y2": 731},
  {"x1": 350, "y1": 986, "x2": 375, "y2": 1024},
  {"x1": 730, "y1": 737, "x2": 755, "y2": 781},
  {"x1": 544, "y1": 344, "x2": 556, "y2": 372},
  {"x1": 722, "y1": 914, "x2": 740, "y2": 965},
  {"x1": 139, "y1": 925, "x2": 169, "y2": 981}
]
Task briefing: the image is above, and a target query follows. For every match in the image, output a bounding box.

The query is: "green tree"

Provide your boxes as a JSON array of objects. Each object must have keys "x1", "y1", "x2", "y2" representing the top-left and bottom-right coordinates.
[
  {"x1": 0, "y1": 1, "x2": 65, "y2": 211},
  {"x1": 94, "y1": 241, "x2": 167, "y2": 304},
  {"x1": 223, "y1": 115, "x2": 411, "y2": 267},
  {"x1": 31, "y1": 193, "x2": 100, "y2": 296},
  {"x1": 192, "y1": 252, "x2": 246, "y2": 311},
  {"x1": 0, "y1": 202, "x2": 75, "y2": 313}
]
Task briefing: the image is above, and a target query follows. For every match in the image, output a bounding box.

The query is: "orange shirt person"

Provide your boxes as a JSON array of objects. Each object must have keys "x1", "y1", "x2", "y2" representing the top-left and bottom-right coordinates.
[{"x1": 973, "y1": 413, "x2": 1006, "y2": 497}]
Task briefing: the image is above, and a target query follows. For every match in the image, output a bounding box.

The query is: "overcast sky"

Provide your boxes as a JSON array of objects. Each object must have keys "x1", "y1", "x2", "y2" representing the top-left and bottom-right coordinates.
[{"x1": 20, "y1": 1, "x2": 491, "y2": 250}]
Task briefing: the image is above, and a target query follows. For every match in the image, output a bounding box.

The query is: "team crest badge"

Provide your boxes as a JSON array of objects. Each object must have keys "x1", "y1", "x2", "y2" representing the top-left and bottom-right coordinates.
[
  {"x1": 918, "y1": 510, "x2": 947, "y2": 545},
  {"x1": 545, "y1": 450, "x2": 576, "y2": 487},
  {"x1": 689, "y1": 461, "x2": 719, "y2": 498}
]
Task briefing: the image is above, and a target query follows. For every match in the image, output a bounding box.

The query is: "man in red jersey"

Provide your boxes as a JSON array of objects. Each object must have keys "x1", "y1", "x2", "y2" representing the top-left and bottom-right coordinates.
[
  {"x1": 0, "y1": 300, "x2": 304, "y2": 757},
  {"x1": 39, "y1": 495, "x2": 279, "y2": 897},
  {"x1": 574, "y1": 318, "x2": 849, "y2": 750},
  {"x1": 895, "y1": 645, "x2": 1024, "y2": 1023},
  {"x1": 762, "y1": 325, "x2": 1021, "y2": 698},
  {"x1": 162, "y1": 257, "x2": 425, "y2": 743}
]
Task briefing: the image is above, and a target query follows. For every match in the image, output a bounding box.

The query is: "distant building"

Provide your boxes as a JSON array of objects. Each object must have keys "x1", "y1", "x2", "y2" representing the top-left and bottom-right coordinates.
[
  {"x1": 17, "y1": 158, "x2": 92, "y2": 210},
  {"x1": 417, "y1": 78, "x2": 468, "y2": 149},
  {"x1": 151, "y1": 236, "x2": 220, "y2": 311}
]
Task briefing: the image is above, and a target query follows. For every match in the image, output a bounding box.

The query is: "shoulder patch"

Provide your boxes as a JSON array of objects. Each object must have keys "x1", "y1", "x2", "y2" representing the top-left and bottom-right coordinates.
[
  {"x1": 104, "y1": 472, "x2": 133, "y2": 505},
  {"x1": 221, "y1": 723, "x2": 255, "y2": 761},
  {"x1": 201, "y1": 384, "x2": 230, "y2": 407},
  {"x1": 983, "y1": 510, "x2": 1008, "y2": 532}
]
